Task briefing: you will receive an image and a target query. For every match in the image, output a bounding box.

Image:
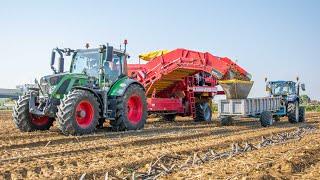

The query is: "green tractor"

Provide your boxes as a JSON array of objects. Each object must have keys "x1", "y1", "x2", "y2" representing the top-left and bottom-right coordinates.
[{"x1": 13, "y1": 41, "x2": 148, "y2": 135}]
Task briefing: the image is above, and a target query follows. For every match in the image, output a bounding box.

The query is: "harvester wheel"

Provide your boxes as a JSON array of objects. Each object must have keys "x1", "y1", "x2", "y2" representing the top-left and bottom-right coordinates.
[
  {"x1": 111, "y1": 84, "x2": 147, "y2": 131},
  {"x1": 161, "y1": 114, "x2": 176, "y2": 122},
  {"x1": 260, "y1": 111, "x2": 273, "y2": 127},
  {"x1": 12, "y1": 92, "x2": 54, "y2": 132},
  {"x1": 288, "y1": 102, "x2": 299, "y2": 123},
  {"x1": 194, "y1": 102, "x2": 212, "y2": 122},
  {"x1": 299, "y1": 106, "x2": 305, "y2": 122},
  {"x1": 57, "y1": 89, "x2": 100, "y2": 135}
]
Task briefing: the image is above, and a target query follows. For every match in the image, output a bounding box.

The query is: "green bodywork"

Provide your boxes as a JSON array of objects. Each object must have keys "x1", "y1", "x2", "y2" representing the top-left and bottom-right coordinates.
[{"x1": 41, "y1": 73, "x2": 90, "y2": 99}]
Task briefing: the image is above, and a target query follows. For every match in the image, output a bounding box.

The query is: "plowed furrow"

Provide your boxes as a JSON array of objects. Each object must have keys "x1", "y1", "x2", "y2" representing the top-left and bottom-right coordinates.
[
  {"x1": 0, "y1": 124, "x2": 228, "y2": 151},
  {"x1": 0, "y1": 123, "x2": 314, "y2": 179},
  {"x1": 51, "y1": 127, "x2": 315, "y2": 179}
]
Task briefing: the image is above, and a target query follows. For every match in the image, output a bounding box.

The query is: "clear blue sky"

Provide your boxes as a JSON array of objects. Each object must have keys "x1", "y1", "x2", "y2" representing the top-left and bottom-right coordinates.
[{"x1": 0, "y1": 0, "x2": 319, "y2": 99}]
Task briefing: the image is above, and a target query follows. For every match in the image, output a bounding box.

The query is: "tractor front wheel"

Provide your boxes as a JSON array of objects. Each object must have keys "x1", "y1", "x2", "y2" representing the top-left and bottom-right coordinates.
[
  {"x1": 111, "y1": 84, "x2": 147, "y2": 131},
  {"x1": 12, "y1": 93, "x2": 54, "y2": 132},
  {"x1": 57, "y1": 90, "x2": 100, "y2": 135},
  {"x1": 299, "y1": 106, "x2": 305, "y2": 122},
  {"x1": 288, "y1": 102, "x2": 299, "y2": 123}
]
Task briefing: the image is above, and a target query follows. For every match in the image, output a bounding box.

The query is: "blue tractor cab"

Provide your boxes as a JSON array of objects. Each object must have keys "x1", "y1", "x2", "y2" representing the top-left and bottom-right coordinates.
[{"x1": 265, "y1": 78, "x2": 306, "y2": 123}]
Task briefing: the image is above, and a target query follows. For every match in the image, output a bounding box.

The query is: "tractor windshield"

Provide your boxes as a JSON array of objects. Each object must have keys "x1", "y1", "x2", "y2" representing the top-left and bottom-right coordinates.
[
  {"x1": 71, "y1": 49, "x2": 100, "y2": 78},
  {"x1": 271, "y1": 82, "x2": 296, "y2": 95}
]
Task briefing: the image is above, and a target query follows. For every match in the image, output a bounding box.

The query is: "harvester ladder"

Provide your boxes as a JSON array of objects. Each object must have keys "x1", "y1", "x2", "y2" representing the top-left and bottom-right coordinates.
[{"x1": 187, "y1": 76, "x2": 196, "y2": 118}]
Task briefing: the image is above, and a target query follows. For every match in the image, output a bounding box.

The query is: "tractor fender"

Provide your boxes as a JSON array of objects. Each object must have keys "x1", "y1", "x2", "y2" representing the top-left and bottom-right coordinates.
[
  {"x1": 72, "y1": 86, "x2": 104, "y2": 107},
  {"x1": 287, "y1": 95, "x2": 299, "y2": 103},
  {"x1": 108, "y1": 77, "x2": 145, "y2": 97}
]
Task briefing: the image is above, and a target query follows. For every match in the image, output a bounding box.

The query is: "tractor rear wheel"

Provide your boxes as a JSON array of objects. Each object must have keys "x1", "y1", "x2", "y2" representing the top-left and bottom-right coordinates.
[
  {"x1": 57, "y1": 89, "x2": 100, "y2": 135},
  {"x1": 12, "y1": 93, "x2": 54, "y2": 131},
  {"x1": 288, "y1": 102, "x2": 299, "y2": 123},
  {"x1": 111, "y1": 84, "x2": 147, "y2": 131},
  {"x1": 194, "y1": 102, "x2": 212, "y2": 122},
  {"x1": 299, "y1": 106, "x2": 305, "y2": 122},
  {"x1": 161, "y1": 114, "x2": 176, "y2": 122}
]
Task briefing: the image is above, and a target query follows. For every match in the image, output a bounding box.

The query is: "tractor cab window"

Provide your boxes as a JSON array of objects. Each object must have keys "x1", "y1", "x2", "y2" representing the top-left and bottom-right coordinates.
[
  {"x1": 71, "y1": 50, "x2": 100, "y2": 78},
  {"x1": 272, "y1": 82, "x2": 296, "y2": 95},
  {"x1": 104, "y1": 52, "x2": 122, "y2": 83}
]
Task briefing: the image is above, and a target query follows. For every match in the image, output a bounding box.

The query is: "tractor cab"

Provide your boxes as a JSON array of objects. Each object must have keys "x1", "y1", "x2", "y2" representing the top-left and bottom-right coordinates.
[
  {"x1": 266, "y1": 80, "x2": 305, "y2": 98},
  {"x1": 69, "y1": 46, "x2": 128, "y2": 86}
]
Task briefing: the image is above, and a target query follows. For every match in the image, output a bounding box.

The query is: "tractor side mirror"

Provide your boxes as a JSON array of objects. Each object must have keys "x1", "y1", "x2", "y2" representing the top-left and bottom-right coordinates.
[
  {"x1": 106, "y1": 46, "x2": 114, "y2": 62},
  {"x1": 301, "y1": 83, "x2": 306, "y2": 91}
]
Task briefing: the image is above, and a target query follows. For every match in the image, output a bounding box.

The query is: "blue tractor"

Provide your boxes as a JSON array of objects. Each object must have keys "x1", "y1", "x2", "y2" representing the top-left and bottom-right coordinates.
[{"x1": 265, "y1": 78, "x2": 306, "y2": 123}]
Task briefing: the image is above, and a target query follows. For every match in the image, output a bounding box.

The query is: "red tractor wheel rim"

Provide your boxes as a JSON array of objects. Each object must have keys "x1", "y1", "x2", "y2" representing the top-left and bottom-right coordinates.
[
  {"x1": 75, "y1": 100, "x2": 94, "y2": 128},
  {"x1": 30, "y1": 114, "x2": 49, "y2": 126},
  {"x1": 127, "y1": 95, "x2": 143, "y2": 124}
]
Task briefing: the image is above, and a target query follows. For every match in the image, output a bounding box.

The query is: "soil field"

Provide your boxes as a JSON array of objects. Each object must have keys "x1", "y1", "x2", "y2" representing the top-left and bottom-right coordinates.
[{"x1": 0, "y1": 111, "x2": 319, "y2": 180}]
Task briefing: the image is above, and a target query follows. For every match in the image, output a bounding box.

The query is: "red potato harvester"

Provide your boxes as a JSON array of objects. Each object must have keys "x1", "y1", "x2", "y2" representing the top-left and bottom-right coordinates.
[{"x1": 128, "y1": 49, "x2": 252, "y2": 122}]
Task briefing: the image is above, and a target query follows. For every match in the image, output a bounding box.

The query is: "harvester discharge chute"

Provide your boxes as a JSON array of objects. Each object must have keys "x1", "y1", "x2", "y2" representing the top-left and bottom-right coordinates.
[{"x1": 219, "y1": 79, "x2": 254, "y2": 99}]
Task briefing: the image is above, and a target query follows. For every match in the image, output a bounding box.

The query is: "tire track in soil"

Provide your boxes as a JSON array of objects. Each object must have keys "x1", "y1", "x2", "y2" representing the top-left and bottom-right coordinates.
[{"x1": 1, "y1": 124, "x2": 315, "y2": 179}]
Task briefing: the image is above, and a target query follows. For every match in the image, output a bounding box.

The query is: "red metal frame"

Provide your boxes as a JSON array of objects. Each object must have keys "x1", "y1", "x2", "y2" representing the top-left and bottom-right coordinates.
[{"x1": 128, "y1": 48, "x2": 250, "y2": 116}]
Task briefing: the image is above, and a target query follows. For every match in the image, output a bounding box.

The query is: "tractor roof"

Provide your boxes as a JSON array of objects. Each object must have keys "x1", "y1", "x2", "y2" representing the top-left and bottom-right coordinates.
[{"x1": 269, "y1": 80, "x2": 295, "y2": 84}]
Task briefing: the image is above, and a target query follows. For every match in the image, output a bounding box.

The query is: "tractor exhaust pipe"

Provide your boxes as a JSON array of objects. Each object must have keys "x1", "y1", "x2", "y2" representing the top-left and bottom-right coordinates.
[{"x1": 58, "y1": 56, "x2": 64, "y2": 73}]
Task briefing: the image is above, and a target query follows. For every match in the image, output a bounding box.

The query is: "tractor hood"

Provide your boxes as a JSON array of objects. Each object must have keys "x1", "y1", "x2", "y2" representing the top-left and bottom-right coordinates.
[
  {"x1": 39, "y1": 73, "x2": 91, "y2": 99},
  {"x1": 41, "y1": 73, "x2": 69, "y2": 87}
]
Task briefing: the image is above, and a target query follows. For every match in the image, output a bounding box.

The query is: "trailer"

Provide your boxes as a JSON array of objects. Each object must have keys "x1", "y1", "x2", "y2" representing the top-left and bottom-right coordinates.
[
  {"x1": 217, "y1": 78, "x2": 306, "y2": 127},
  {"x1": 218, "y1": 97, "x2": 281, "y2": 116},
  {"x1": 218, "y1": 97, "x2": 282, "y2": 126}
]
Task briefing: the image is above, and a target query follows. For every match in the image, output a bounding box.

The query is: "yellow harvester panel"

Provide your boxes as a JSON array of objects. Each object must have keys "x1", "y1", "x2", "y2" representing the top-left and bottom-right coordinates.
[{"x1": 139, "y1": 50, "x2": 170, "y2": 61}]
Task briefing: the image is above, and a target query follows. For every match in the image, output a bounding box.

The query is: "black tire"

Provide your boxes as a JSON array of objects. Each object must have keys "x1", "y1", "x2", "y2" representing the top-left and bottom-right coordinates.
[
  {"x1": 110, "y1": 84, "x2": 147, "y2": 131},
  {"x1": 57, "y1": 89, "x2": 100, "y2": 135},
  {"x1": 12, "y1": 92, "x2": 54, "y2": 132},
  {"x1": 160, "y1": 114, "x2": 176, "y2": 122},
  {"x1": 260, "y1": 111, "x2": 273, "y2": 127},
  {"x1": 220, "y1": 116, "x2": 233, "y2": 126},
  {"x1": 288, "y1": 102, "x2": 299, "y2": 123},
  {"x1": 194, "y1": 102, "x2": 212, "y2": 122},
  {"x1": 299, "y1": 107, "x2": 305, "y2": 122}
]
